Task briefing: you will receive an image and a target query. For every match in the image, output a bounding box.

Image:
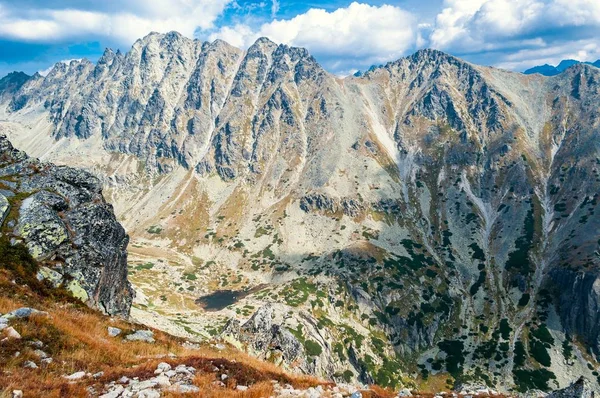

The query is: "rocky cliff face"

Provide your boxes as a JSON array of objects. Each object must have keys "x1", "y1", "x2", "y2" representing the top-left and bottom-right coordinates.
[
  {"x1": 0, "y1": 135, "x2": 133, "y2": 316},
  {"x1": 2, "y1": 32, "x2": 600, "y2": 392}
]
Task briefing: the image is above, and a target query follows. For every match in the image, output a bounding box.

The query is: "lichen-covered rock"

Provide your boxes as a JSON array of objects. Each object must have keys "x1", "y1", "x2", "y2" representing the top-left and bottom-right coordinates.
[
  {"x1": 0, "y1": 317, "x2": 8, "y2": 330},
  {"x1": 0, "y1": 135, "x2": 133, "y2": 316},
  {"x1": 108, "y1": 327, "x2": 122, "y2": 337},
  {"x1": 0, "y1": 193, "x2": 9, "y2": 224},
  {"x1": 16, "y1": 192, "x2": 69, "y2": 259},
  {"x1": 299, "y1": 194, "x2": 338, "y2": 214}
]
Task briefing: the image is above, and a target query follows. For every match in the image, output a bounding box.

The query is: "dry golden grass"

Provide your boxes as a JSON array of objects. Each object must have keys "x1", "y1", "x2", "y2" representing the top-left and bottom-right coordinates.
[
  {"x1": 364, "y1": 385, "x2": 399, "y2": 398},
  {"x1": 162, "y1": 374, "x2": 276, "y2": 398},
  {"x1": 416, "y1": 373, "x2": 453, "y2": 396},
  {"x1": 158, "y1": 174, "x2": 211, "y2": 252},
  {"x1": 0, "y1": 263, "x2": 328, "y2": 397},
  {"x1": 215, "y1": 186, "x2": 248, "y2": 238}
]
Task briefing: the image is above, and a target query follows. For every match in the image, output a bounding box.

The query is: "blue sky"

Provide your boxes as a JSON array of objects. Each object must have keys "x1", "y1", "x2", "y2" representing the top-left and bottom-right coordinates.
[{"x1": 1, "y1": 0, "x2": 599, "y2": 77}]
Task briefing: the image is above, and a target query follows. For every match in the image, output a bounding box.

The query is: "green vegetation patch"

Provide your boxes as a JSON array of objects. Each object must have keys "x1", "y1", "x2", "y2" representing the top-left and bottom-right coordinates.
[
  {"x1": 529, "y1": 339, "x2": 552, "y2": 367},
  {"x1": 505, "y1": 204, "x2": 535, "y2": 277},
  {"x1": 530, "y1": 325, "x2": 554, "y2": 344},
  {"x1": 518, "y1": 293, "x2": 530, "y2": 307},
  {"x1": 469, "y1": 270, "x2": 486, "y2": 295},
  {"x1": 514, "y1": 341, "x2": 527, "y2": 367},
  {"x1": 147, "y1": 225, "x2": 163, "y2": 234},
  {"x1": 513, "y1": 369, "x2": 556, "y2": 392},
  {"x1": 469, "y1": 242, "x2": 485, "y2": 261},
  {"x1": 438, "y1": 339, "x2": 465, "y2": 376},
  {"x1": 562, "y1": 335, "x2": 573, "y2": 361},
  {"x1": 499, "y1": 318, "x2": 512, "y2": 340},
  {"x1": 304, "y1": 340, "x2": 323, "y2": 357},
  {"x1": 280, "y1": 278, "x2": 318, "y2": 307},
  {"x1": 184, "y1": 272, "x2": 197, "y2": 281},
  {"x1": 135, "y1": 262, "x2": 154, "y2": 271}
]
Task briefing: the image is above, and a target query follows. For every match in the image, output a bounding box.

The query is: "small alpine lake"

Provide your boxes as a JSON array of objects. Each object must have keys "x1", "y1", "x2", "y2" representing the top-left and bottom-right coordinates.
[{"x1": 195, "y1": 284, "x2": 267, "y2": 311}]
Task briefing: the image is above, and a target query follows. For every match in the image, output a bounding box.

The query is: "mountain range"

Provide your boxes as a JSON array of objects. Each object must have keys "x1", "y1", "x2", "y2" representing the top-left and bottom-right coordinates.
[
  {"x1": 524, "y1": 59, "x2": 600, "y2": 76},
  {"x1": 1, "y1": 31, "x2": 600, "y2": 393}
]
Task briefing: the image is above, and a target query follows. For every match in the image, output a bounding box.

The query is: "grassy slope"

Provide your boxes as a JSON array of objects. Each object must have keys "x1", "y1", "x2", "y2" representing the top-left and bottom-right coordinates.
[{"x1": 0, "y1": 239, "x2": 396, "y2": 398}]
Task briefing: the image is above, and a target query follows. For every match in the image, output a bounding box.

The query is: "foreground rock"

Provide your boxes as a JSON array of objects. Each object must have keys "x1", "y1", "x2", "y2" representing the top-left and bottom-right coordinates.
[
  {"x1": 221, "y1": 304, "x2": 306, "y2": 371},
  {"x1": 125, "y1": 330, "x2": 155, "y2": 343},
  {"x1": 547, "y1": 377, "x2": 594, "y2": 398},
  {"x1": 3, "y1": 327, "x2": 21, "y2": 340},
  {"x1": 2, "y1": 307, "x2": 48, "y2": 320},
  {"x1": 0, "y1": 135, "x2": 133, "y2": 316},
  {"x1": 98, "y1": 361, "x2": 374, "y2": 398},
  {"x1": 107, "y1": 327, "x2": 122, "y2": 337}
]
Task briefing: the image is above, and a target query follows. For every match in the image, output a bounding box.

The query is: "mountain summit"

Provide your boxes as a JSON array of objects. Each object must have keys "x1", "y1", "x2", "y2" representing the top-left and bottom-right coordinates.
[{"x1": 1, "y1": 32, "x2": 600, "y2": 392}]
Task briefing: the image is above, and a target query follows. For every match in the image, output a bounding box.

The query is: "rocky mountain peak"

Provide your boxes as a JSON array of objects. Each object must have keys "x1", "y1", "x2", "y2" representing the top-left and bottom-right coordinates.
[
  {"x1": 0, "y1": 71, "x2": 30, "y2": 84},
  {"x1": 409, "y1": 48, "x2": 458, "y2": 63},
  {"x1": 209, "y1": 38, "x2": 236, "y2": 51},
  {"x1": 44, "y1": 58, "x2": 92, "y2": 81},
  {"x1": 0, "y1": 71, "x2": 31, "y2": 102},
  {"x1": 252, "y1": 36, "x2": 278, "y2": 47},
  {"x1": 246, "y1": 36, "x2": 279, "y2": 59},
  {"x1": 97, "y1": 47, "x2": 116, "y2": 64},
  {"x1": 547, "y1": 377, "x2": 595, "y2": 398}
]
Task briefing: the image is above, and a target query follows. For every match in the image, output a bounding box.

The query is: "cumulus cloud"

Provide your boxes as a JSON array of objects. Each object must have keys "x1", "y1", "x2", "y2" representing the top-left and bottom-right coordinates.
[
  {"x1": 0, "y1": 0, "x2": 231, "y2": 44},
  {"x1": 430, "y1": 0, "x2": 600, "y2": 68},
  {"x1": 495, "y1": 39, "x2": 600, "y2": 70},
  {"x1": 208, "y1": 2, "x2": 417, "y2": 73}
]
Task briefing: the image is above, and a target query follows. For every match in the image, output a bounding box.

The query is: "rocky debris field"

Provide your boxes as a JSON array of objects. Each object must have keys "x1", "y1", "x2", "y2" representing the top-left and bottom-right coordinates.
[
  {"x1": 0, "y1": 303, "x2": 508, "y2": 398},
  {"x1": 94, "y1": 361, "x2": 365, "y2": 398}
]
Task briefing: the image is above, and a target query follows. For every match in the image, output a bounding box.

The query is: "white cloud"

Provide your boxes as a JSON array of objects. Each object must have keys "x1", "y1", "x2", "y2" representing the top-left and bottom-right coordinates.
[
  {"x1": 431, "y1": 0, "x2": 600, "y2": 51},
  {"x1": 546, "y1": 0, "x2": 600, "y2": 26},
  {"x1": 0, "y1": 0, "x2": 231, "y2": 44},
  {"x1": 208, "y1": 24, "x2": 256, "y2": 49},
  {"x1": 429, "y1": 0, "x2": 600, "y2": 69},
  {"x1": 208, "y1": 2, "x2": 417, "y2": 73},
  {"x1": 495, "y1": 39, "x2": 600, "y2": 70},
  {"x1": 2, "y1": 0, "x2": 599, "y2": 75},
  {"x1": 271, "y1": 0, "x2": 279, "y2": 17}
]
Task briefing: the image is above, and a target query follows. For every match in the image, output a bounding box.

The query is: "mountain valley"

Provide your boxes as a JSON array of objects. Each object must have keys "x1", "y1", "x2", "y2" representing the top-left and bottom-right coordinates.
[{"x1": 2, "y1": 31, "x2": 600, "y2": 393}]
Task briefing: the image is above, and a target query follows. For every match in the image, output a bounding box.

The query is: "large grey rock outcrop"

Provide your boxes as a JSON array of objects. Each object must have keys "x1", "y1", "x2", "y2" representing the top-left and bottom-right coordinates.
[
  {"x1": 221, "y1": 304, "x2": 305, "y2": 366},
  {"x1": 549, "y1": 269, "x2": 600, "y2": 355},
  {"x1": 547, "y1": 377, "x2": 594, "y2": 398},
  {"x1": 0, "y1": 135, "x2": 133, "y2": 316}
]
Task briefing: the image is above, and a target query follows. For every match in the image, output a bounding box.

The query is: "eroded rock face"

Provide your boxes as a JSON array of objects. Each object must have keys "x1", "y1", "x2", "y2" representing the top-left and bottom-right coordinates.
[
  {"x1": 550, "y1": 269, "x2": 600, "y2": 355},
  {"x1": 0, "y1": 135, "x2": 133, "y2": 316}
]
